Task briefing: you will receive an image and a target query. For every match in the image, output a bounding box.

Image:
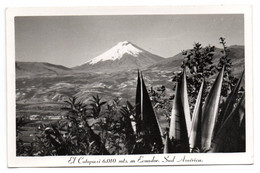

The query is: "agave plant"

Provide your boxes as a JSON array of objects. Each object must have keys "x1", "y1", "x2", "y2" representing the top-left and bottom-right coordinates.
[
  {"x1": 131, "y1": 70, "x2": 163, "y2": 154},
  {"x1": 162, "y1": 66, "x2": 245, "y2": 153},
  {"x1": 210, "y1": 93, "x2": 245, "y2": 152},
  {"x1": 200, "y1": 67, "x2": 225, "y2": 151},
  {"x1": 189, "y1": 79, "x2": 204, "y2": 152},
  {"x1": 168, "y1": 76, "x2": 190, "y2": 153}
]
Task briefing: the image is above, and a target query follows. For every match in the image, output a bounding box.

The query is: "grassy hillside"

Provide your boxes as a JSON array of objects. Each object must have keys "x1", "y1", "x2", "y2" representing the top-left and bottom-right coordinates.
[
  {"x1": 150, "y1": 45, "x2": 244, "y2": 77},
  {"x1": 16, "y1": 62, "x2": 72, "y2": 78}
]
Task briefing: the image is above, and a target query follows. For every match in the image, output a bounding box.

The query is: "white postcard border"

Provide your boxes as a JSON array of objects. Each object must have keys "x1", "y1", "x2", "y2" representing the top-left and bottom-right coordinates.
[{"x1": 6, "y1": 5, "x2": 254, "y2": 167}]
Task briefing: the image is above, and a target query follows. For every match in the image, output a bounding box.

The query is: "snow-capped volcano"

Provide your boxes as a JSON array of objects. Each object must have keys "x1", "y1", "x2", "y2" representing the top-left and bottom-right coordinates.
[
  {"x1": 87, "y1": 41, "x2": 143, "y2": 65},
  {"x1": 74, "y1": 41, "x2": 164, "y2": 72}
]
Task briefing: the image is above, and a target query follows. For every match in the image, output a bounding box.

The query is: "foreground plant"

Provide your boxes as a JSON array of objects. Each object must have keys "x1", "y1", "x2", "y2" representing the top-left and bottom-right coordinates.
[
  {"x1": 164, "y1": 66, "x2": 245, "y2": 153},
  {"x1": 132, "y1": 71, "x2": 163, "y2": 154}
]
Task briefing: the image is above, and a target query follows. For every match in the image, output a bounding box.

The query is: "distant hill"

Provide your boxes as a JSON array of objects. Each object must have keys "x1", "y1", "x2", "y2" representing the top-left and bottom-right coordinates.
[
  {"x1": 73, "y1": 41, "x2": 164, "y2": 72},
  {"x1": 16, "y1": 62, "x2": 71, "y2": 78},
  {"x1": 149, "y1": 45, "x2": 244, "y2": 77}
]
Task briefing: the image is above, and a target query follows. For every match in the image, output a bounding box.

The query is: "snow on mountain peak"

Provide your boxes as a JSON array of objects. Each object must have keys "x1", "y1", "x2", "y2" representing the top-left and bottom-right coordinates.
[
  {"x1": 118, "y1": 40, "x2": 131, "y2": 45},
  {"x1": 87, "y1": 41, "x2": 143, "y2": 65}
]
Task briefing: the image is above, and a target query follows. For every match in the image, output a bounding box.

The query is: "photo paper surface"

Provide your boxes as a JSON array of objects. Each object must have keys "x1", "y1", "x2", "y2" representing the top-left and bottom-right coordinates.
[{"x1": 6, "y1": 6, "x2": 253, "y2": 167}]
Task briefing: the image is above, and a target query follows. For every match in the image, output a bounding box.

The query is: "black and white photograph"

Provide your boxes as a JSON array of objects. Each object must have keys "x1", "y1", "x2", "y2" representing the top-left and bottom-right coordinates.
[{"x1": 6, "y1": 6, "x2": 253, "y2": 167}]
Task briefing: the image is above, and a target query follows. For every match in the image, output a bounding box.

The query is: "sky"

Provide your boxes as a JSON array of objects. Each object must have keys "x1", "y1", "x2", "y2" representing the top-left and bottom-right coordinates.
[{"x1": 15, "y1": 14, "x2": 244, "y2": 67}]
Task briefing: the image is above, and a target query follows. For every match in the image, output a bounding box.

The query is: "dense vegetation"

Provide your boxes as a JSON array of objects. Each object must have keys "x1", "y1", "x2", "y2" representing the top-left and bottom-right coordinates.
[{"x1": 16, "y1": 38, "x2": 245, "y2": 156}]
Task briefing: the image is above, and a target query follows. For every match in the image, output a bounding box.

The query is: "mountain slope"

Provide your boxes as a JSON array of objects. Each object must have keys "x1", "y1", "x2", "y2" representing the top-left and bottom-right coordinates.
[
  {"x1": 16, "y1": 62, "x2": 71, "y2": 77},
  {"x1": 149, "y1": 45, "x2": 244, "y2": 77},
  {"x1": 73, "y1": 41, "x2": 164, "y2": 72}
]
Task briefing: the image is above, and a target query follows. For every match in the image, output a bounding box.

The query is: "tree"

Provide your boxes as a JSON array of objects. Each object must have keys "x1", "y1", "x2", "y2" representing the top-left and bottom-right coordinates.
[{"x1": 172, "y1": 37, "x2": 239, "y2": 114}]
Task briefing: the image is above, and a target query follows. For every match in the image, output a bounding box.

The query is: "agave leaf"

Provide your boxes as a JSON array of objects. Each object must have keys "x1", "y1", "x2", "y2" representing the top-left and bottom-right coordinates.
[
  {"x1": 169, "y1": 81, "x2": 190, "y2": 153},
  {"x1": 163, "y1": 132, "x2": 170, "y2": 153},
  {"x1": 238, "y1": 97, "x2": 245, "y2": 127},
  {"x1": 140, "y1": 72, "x2": 163, "y2": 148},
  {"x1": 210, "y1": 94, "x2": 245, "y2": 152},
  {"x1": 134, "y1": 70, "x2": 163, "y2": 151},
  {"x1": 229, "y1": 95, "x2": 245, "y2": 152},
  {"x1": 215, "y1": 71, "x2": 244, "y2": 133},
  {"x1": 189, "y1": 80, "x2": 204, "y2": 151},
  {"x1": 238, "y1": 107, "x2": 246, "y2": 152},
  {"x1": 222, "y1": 94, "x2": 245, "y2": 152},
  {"x1": 201, "y1": 67, "x2": 225, "y2": 150},
  {"x1": 181, "y1": 68, "x2": 192, "y2": 137},
  {"x1": 135, "y1": 70, "x2": 142, "y2": 133}
]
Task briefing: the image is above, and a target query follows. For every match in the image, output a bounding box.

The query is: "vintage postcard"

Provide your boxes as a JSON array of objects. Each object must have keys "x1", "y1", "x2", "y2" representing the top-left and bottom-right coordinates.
[{"x1": 6, "y1": 6, "x2": 253, "y2": 167}]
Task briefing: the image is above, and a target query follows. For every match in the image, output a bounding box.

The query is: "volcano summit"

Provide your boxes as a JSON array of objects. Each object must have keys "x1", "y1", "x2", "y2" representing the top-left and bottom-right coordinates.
[{"x1": 74, "y1": 41, "x2": 164, "y2": 72}]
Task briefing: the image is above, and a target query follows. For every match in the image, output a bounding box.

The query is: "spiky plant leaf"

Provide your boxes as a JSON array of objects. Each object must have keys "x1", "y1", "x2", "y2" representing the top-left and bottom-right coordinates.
[
  {"x1": 238, "y1": 97, "x2": 245, "y2": 127},
  {"x1": 224, "y1": 95, "x2": 245, "y2": 152},
  {"x1": 238, "y1": 108, "x2": 246, "y2": 152},
  {"x1": 140, "y1": 72, "x2": 163, "y2": 147},
  {"x1": 181, "y1": 68, "x2": 192, "y2": 137},
  {"x1": 134, "y1": 71, "x2": 163, "y2": 153},
  {"x1": 163, "y1": 132, "x2": 170, "y2": 154},
  {"x1": 189, "y1": 80, "x2": 204, "y2": 151},
  {"x1": 222, "y1": 71, "x2": 244, "y2": 122},
  {"x1": 135, "y1": 70, "x2": 142, "y2": 133},
  {"x1": 222, "y1": 94, "x2": 245, "y2": 152},
  {"x1": 201, "y1": 67, "x2": 225, "y2": 150},
  {"x1": 210, "y1": 94, "x2": 245, "y2": 152},
  {"x1": 215, "y1": 71, "x2": 244, "y2": 133},
  {"x1": 169, "y1": 81, "x2": 190, "y2": 153}
]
